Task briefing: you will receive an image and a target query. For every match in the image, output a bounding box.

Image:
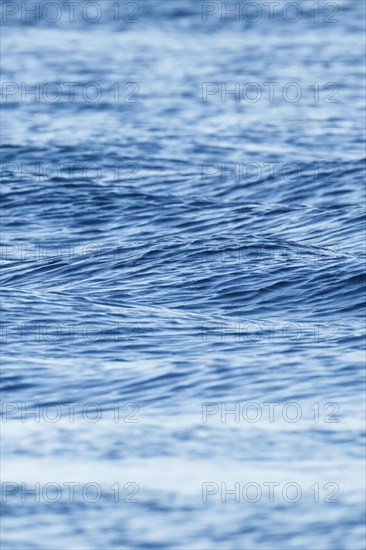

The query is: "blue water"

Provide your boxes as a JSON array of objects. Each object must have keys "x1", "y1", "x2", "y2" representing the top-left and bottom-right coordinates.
[{"x1": 1, "y1": 1, "x2": 365, "y2": 548}]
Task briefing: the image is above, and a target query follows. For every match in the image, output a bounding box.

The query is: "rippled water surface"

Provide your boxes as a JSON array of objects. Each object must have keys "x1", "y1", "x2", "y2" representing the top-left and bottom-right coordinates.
[{"x1": 1, "y1": 1, "x2": 366, "y2": 548}]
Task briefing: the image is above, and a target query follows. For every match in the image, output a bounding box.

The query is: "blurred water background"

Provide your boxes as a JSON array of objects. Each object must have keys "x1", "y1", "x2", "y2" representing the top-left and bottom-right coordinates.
[{"x1": 1, "y1": 0, "x2": 365, "y2": 548}]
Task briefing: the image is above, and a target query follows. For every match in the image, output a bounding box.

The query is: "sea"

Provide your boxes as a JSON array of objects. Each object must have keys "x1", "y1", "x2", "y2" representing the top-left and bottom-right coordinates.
[{"x1": 1, "y1": 1, "x2": 365, "y2": 548}]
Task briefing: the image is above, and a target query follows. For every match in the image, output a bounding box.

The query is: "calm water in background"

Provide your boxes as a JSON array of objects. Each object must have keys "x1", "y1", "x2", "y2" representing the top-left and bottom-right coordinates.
[{"x1": 1, "y1": 1, "x2": 365, "y2": 548}]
